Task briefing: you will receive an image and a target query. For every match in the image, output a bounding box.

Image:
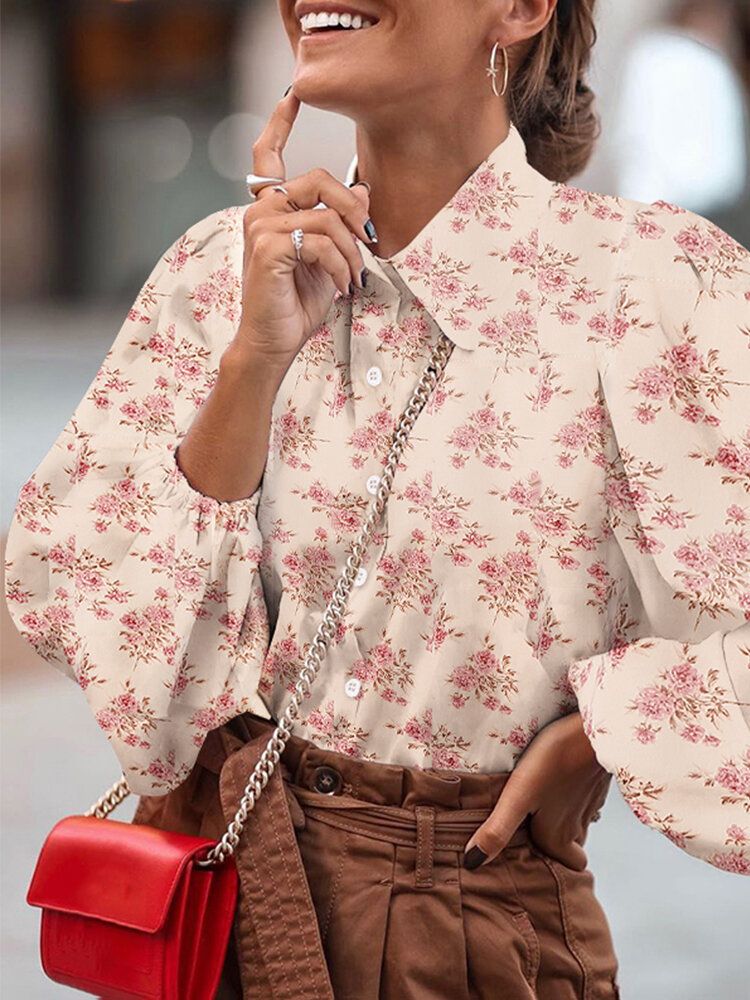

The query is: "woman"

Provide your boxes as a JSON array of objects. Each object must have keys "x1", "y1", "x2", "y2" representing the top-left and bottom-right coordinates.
[{"x1": 5, "y1": 0, "x2": 749, "y2": 997}]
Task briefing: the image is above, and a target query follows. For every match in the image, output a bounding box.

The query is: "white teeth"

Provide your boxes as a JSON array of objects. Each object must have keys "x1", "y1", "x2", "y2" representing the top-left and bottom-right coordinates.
[{"x1": 300, "y1": 10, "x2": 377, "y2": 33}]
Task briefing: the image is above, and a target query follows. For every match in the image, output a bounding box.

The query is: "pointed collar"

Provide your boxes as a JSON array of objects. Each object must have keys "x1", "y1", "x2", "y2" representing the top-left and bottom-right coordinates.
[{"x1": 344, "y1": 122, "x2": 552, "y2": 351}]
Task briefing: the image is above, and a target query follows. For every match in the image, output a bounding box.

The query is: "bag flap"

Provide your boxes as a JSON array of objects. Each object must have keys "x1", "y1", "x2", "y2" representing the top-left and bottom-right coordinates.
[{"x1": 26, "y1": 814, "x2": 219, "y2": 933}]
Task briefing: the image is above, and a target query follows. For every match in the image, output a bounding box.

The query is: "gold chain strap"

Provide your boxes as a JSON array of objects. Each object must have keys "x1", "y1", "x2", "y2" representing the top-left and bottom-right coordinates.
[{"x1": 86, "y1": 332, "x2": 455, "y2": 867}]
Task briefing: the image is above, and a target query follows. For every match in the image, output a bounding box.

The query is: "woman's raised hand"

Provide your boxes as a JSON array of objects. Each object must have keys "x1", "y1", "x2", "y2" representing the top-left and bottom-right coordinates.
[{"x1": 234, "y1": 89, "x2": 375, "y2": 373}]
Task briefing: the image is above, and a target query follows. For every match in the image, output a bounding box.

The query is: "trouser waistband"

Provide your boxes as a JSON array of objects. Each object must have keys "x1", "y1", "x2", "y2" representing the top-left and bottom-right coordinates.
[
  {"x1": 199, "y1": 712, "x2": 531, "y2": 899},
  {"x1": 231, "y1": 710, "x2": 525, "y2": 809}
]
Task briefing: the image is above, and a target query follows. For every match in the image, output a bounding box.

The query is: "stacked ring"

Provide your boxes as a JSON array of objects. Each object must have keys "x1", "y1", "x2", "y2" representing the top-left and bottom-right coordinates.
[
  {"x1": 291, "y1": 228, "x2": 304, "y2": 261},
  {"x1": 245, "y1": 172, "x2": 284, "y2": 200}
]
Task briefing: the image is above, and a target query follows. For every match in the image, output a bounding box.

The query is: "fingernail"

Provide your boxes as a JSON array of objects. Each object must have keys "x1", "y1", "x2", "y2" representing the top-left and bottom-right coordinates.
[
  {"x1": 282, "y1": 84, "x2": 292, "y2": 97},
  {"x1": 347, "y1": 281, "x2": 355, "y2": 296},
  {"x1": 364, "y1": 218, "x2": 378, "y2": 243},
  {"x1": 360, "y1": 268, "x2": 368, "y2": 288},
  {"x1": 463, "y1": 845, "x2": 488, "y2": 870}
]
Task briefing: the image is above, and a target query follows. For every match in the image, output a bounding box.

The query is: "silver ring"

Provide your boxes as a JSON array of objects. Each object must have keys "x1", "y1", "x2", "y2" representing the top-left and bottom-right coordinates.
[
  {"x1": 291, "y1": 227, "x2": 304, "y2": 261},
  {"x1": 245, "y1": 172, "x2": 284, "y2": 200}
]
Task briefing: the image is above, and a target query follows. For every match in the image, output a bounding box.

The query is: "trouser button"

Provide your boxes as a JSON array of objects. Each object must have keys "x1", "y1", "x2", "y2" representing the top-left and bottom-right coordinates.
[{"x1": 312, "y1": 764, "x2": 343, "y2": 795}]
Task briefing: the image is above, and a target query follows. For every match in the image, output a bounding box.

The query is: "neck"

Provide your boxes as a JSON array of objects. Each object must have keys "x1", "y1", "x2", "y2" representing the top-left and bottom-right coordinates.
[{"x1": 353, "y1": 105, "x2": 512, "y2": 260}]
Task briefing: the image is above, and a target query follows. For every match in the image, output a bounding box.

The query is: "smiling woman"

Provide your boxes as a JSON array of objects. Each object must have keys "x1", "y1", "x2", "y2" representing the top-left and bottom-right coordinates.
[{"x1": 6, "y1": 0, "x2": 749, "y2": 998}]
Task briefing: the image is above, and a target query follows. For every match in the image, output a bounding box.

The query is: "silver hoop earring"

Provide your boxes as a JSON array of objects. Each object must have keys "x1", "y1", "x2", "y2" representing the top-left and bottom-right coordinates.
[{"x1": 487, "y1": 42, "x2": 509, "y2": 98}]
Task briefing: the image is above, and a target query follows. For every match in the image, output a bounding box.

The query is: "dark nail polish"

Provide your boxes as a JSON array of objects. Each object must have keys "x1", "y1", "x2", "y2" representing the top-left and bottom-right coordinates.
[
  {"x1": 463, "y1": 845, "x2": 488, "y2": 870},
  {"x1": 347, "y1": 281, "x2": 355, "y2": 296},
  {"x1": 364, "y1": 218, "x2": 378, "y2": 243},
  {"x1": 360, "y1": 268, "x2": 368, "y2": 288},
  {"x1": 282, "y1": 84, "x2": 292, "y2": 97}
]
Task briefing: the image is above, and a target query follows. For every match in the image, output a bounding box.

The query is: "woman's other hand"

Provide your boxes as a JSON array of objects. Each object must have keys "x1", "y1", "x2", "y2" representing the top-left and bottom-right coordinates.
[
  {"x1": 232, "y1": 88, "x2": 376, "y2": 375},
  {"x1": 463, "y1": 711, "x2": 612, "y2": 872}
]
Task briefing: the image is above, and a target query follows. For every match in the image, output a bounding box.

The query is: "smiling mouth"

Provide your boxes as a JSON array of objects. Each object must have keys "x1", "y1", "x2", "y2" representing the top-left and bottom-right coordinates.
[{"x1": 299, "y1": 12, "x2": 380, "y2": 38}]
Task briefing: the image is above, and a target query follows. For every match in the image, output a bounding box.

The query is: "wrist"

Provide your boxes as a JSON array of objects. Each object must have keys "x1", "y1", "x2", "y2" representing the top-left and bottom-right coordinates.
[{"x1": 221, "y1": 338, "x2": 291, "y2": 390}]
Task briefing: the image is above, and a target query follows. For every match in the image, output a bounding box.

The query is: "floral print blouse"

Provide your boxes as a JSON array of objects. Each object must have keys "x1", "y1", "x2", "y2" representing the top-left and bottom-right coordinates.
[{"x1": 5, "y1": 122, "x2": 750, "y2": 874}]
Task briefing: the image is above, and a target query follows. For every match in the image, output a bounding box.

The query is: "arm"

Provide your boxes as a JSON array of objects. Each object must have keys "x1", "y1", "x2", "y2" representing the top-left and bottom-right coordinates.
[
  {"x1": 4, "y1": 207, "x2": 277, "y2": 796},
  {"x1": 568, "y1": 203, "x2": 750, "y2": 873}
]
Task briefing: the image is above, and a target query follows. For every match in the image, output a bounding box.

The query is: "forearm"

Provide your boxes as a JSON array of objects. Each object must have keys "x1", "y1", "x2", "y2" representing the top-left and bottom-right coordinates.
[{"x1": 175, "y1": 337, "x2": 290, "y2": 503}]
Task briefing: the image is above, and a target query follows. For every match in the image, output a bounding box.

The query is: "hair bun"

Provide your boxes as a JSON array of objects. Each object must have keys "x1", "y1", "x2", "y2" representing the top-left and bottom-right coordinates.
[{"x1": 510, "y1": 0, "x2": 599, "y2": 183}]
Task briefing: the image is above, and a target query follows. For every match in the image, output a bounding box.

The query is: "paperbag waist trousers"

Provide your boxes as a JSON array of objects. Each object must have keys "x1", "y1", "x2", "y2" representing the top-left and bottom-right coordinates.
[{"x1": 132, "y1": 712, "x2": 621, "y2": 1000}]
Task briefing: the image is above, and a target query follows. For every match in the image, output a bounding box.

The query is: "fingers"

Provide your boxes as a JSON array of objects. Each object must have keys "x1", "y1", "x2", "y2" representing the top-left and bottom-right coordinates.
[
  {"x1": 463, "y1": 773, "x2": 534, "y2": 870},
  {"x1": 269, "y1": 207, "x2": 366, "y2": 290},
  {"x1": 251, "y1": 88, "x2": 301, "y2": 190},
  {"x1": 295, "y1": 233, "x2": 355, "y2": 297},
  {"x1": 277, "y1": 166, "x2": 377, "y2": 245},
  {"x1": 246, "y1": 206, "x2": 366, "y2": 294},
  {"x1": 246, "y1": 222, "x2": 354, "y2": 298}
]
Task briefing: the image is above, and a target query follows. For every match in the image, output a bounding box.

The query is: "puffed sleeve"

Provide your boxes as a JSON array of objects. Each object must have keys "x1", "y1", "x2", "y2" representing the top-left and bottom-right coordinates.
[
  {"x1": 568, "y1": 201, "x2": 750, "y2": 874},
  {"x1": 3, "y1": 206, "x2": 273, "y2": 796}
]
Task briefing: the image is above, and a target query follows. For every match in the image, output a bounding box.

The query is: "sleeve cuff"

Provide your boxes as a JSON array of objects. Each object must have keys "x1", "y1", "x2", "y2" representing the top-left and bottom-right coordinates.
[{"x1": 168, "y1": 443, "x2": 262, "y2": 523}]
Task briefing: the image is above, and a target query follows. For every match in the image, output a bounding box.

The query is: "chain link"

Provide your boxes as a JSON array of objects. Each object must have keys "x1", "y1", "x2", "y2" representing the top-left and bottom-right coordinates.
[
  {"x1": 85, "y1": 332, "x2": 454, "y2": 866},
  {"x1": 85, "y1": 774, "x2": 132, "y2": 819}
]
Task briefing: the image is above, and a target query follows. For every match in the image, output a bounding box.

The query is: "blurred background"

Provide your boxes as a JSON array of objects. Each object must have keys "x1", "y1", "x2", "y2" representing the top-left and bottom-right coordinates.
[{"x1": 2, "y1": 0, "x2": 749, "y2": 996}]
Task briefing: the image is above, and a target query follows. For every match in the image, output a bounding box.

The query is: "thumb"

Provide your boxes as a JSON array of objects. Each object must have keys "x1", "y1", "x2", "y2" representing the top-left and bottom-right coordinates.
[{"x1": 463, "y1": 777, "x2": 532, "y2": 871}]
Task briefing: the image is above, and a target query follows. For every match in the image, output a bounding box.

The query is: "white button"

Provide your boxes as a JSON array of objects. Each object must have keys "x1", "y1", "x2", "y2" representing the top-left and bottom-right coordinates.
[
  {"x1": 366, "y1": 474, "x2": 381, "y2": 495},
  {"x1": 344, "y1": 678, "x2": 362, "y2": 698},
  {"x1": 354, "y1": 566, "x2": 368, "y2": 587},
  {"x1": 366, "y1": 366, "x2": 382, "y2": 386}
]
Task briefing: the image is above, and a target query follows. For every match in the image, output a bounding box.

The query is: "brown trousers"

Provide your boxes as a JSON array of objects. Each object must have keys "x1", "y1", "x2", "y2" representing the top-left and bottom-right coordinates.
[{"x1": 132, "y1": 713, "x2": 620, "y2": 1000}]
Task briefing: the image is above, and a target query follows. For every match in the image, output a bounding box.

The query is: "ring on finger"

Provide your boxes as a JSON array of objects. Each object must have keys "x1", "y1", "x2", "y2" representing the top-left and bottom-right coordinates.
[
  {"x1": 290, "y1": 227, "x2": 304, "y2": 261},
  {"x1": 271, "y1": 184, "x2": 303, "y2": 211},
  {"x1": 349, "y1": 179, "x2": 371, "y2": 196},
  {"x1": 246, "y1": 173, "x2": 284, "y2": 200}
]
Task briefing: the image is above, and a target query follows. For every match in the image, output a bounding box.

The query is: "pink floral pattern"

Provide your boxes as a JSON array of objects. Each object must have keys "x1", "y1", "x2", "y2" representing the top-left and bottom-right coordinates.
[{"x1": 4, "y1": 123, "x2": 750, "y2": 874}]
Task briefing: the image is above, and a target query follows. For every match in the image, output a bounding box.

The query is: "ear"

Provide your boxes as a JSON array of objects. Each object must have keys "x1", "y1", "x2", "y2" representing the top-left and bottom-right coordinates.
[{"x1": 490, "y1": 0, "x2": 557, "y2": 48}]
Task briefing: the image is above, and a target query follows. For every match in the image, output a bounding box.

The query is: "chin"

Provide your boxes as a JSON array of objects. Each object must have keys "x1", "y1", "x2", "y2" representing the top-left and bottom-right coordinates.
[{"x1": 290, "y1": 72, "x2": 379, "y2": 114}]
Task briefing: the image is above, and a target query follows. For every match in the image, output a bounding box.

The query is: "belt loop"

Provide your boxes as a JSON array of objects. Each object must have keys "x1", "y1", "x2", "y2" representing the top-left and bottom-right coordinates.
[{"x1": 414, "y1": 805, "x2": 435, "y2": 889}]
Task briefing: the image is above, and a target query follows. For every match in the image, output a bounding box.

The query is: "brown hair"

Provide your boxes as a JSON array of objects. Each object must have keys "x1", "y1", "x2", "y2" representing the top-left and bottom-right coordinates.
[{"x1": 509, "y1": 0, "x2": 600, "y2": 183}]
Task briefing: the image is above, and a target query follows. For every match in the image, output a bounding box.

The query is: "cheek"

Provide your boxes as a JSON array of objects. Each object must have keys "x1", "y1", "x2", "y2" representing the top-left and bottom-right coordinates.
[{"x1": 404, "y1": 17, "x2": 482, "y2": 84}]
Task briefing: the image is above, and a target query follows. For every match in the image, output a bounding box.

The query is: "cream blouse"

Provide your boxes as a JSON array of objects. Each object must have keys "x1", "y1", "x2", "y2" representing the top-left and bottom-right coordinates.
[{"x1": 5, "y1": 123, "x2": 750, "y2": 874}]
